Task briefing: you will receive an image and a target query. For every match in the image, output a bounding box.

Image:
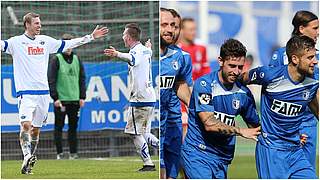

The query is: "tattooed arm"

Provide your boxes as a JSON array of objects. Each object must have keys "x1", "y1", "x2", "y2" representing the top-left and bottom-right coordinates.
[{"x1": 198, "y1": 111, "x2": 261, "y2": 141}]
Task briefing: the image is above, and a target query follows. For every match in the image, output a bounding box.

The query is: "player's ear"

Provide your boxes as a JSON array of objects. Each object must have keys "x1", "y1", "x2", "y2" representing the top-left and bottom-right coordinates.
[
  {"x1": 218, "y1": 56, "x2": 224, "y2": 67},
  {"x1": 299, "y1": 25, "x2": 305, "y2": 35},
  {"x1": 291, "y1": 54, "x2": 299, "y2": 65}
]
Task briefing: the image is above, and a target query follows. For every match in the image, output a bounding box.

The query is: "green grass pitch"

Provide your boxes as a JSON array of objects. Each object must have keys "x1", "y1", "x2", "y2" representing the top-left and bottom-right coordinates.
[{"x1": 1, "y1": 156, "x2": 159, "y2": 179}]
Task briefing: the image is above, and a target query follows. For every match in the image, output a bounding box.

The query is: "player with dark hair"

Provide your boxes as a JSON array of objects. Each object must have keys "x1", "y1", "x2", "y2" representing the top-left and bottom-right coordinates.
[
  {"x1": 181, "y1": 39, "x2": 260, "y2": 179},
  {"x1": 243, "y1": 35, "x2": 318, "y2": 178},
  {"x1": 269, "y1": 10, "x2": 319, "y2": 169}
]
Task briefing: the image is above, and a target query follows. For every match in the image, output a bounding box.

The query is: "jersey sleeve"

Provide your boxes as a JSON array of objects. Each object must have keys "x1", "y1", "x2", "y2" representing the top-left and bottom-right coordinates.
[
  {"x1": 177, "y1": 53, "x2": 193, "y2": 86},
  {"x1": 241, "y1": 88, "x2": 260, "y2": 126},
  {"x1": 248, "y1": 66, "x2": 270, "y2": 87},
  {"x1": 193, "y1": 78, "x2": 214, "y2": 113},
  {"x1": 269, "y1": 49, "x2": 283, "y2": 67},
  {"x1": 46, "y1": 35, "x2": 94, "y2": 54},
  {"x1": 1, "y1": 38, "x2": 14, "y2": 54}
]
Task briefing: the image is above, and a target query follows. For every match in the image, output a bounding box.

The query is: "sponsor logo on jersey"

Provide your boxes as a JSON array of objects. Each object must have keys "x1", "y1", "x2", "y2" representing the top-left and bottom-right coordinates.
[
  {"x1": 160, "y1": 76, "x2": 175, "y2": 89},
  {"x1": 171, "y1": 60, "x2": 179, "y2": 70},
  {"x1": 270, "y1": 99, "x2": 302, "y2": 117},
  {"x1": 213, "y1": 111, "x2": 235, "y2": 126},
  {"x1": 28, "y1": 46, "x2": 44, "y2": 55},
  {"x1": 198, "y1": 93, "x2": 212, "y2": 105},
  {"x1": 232, "y1": 99, "x2": 240, "y2": 109}
]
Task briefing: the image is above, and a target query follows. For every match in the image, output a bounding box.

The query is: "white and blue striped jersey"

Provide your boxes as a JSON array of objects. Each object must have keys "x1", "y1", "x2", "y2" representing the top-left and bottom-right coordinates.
[
  {"x1": 269, "y1": 47, "x2": 319, "y2": 127},
  {"x1": 183, "y1": 71, "x2": 259, "y2": 163},
  {"x1": 160, "y1": 45, "x2": 193, "y2": 130},
  {"x1": 249, "y1": 65, "x2": 319, "y2": 149},
  {"x1": 127, "y1": 43, "x2": 156, "y2": 106},
  {"x1": 1, "y1": 34, "x2": 94, "y2": 97}
]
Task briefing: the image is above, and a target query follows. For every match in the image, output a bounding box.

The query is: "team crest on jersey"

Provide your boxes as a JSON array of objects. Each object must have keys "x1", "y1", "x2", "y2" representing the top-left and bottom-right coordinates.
[
  {"x1": 232, "y1": 99, "x2": 240, "y2": 109},
  {"x1": 302, "y1": 90, "x2": 310, "y2": 100},
  {"x1": 39, "y1": 41, "x2": 45, "y2": 45},
  {"x1": 171, "y1": 60, "x2": 179, "y2": 70}
]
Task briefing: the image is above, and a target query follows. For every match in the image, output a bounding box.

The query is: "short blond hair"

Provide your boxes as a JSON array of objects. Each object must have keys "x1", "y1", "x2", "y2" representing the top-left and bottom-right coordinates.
[{"x1": 23, "y1": 12, "x2": 40, "y2": 29}]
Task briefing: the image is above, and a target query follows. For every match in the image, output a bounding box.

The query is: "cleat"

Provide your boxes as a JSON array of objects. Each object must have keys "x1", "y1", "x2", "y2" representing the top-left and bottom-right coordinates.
[
  {"x1": 29, "y1": 155, "x2": 37, "y2": 169},
  {"x1": 138, "y1": 165, "x2": 156, "y2": 172},
  {"x1": 69, "y1": 153, "x2": 79, "y2": 160},
  {"x1": 56, "y1": 153, "x2": 63, "y2": 160},
  {"x1": 21, "y1": 154, "x2": 32, "y2": 175}
]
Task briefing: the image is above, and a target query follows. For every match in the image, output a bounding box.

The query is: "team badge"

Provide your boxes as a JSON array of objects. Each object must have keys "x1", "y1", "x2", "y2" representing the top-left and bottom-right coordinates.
[
  {"x1": 171, "y1": 60, "x2": 178, "y2": 70},
  {"x1": 232, "y1": 99, "x2": 240, "y2": 109},
  {"x1": 302, "y1": 90, "x2": 310, "y2": 100},
  {"x1": 40, "y1": 41, "x2": 45, "y2": 45}
]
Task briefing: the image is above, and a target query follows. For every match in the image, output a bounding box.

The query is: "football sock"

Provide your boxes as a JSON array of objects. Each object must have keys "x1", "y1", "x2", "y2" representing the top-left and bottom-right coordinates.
[
  {"x1": 20, "y1": 131, "x2": 31, "y2": 158},
  {"x1": 133, "y1": 135, "x2": 154, "y2": 166},
  {"x1": 143, "y1": 132, "x2": 159, "y2": 149},
  {"x1": 30, "y1": 135, "x2": 39, "y2": 155}
]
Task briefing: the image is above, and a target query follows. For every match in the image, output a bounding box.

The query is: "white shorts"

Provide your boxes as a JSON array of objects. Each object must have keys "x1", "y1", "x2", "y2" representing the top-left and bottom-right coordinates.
[
  {"x1": 17, "y1": 94, "x2": 50, "y2": 127},
  {"x1": 124, "y1": 106, "x2": 154, "y2": 135}
]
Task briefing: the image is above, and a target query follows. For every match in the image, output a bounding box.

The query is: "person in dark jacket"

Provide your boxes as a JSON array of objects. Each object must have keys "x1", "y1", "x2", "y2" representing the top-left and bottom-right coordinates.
[{"x1": 48, "y1": 33, "x2": 86, "y2": 160}]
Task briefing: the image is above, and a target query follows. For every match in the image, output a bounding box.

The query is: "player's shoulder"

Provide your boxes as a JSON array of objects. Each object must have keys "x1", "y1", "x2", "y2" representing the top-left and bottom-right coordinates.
[
  {"x1": 271, "y1": 46, "x2": 286, "y2": 61},
  {"x1": 132, "y1": 43, "x2": 151, "y2": 54},
  {"x1": 235, "y1": 81, "x2": 253, "y2": 96},
  {"x1": 194, "y1": 71, "x2": 215, "y2": 89}
]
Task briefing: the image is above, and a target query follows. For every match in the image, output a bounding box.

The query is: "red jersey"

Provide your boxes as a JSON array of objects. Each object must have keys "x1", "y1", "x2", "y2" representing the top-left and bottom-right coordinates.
[{"x1": 180, "y1": 43, "x2": 211, "y2": 80}]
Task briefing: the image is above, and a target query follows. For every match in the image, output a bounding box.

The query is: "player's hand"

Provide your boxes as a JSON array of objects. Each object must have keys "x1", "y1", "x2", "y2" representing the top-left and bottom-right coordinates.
[
  {"x1": 54, "y1": 100, "x2": 62, "y2": 108},
  {"x1": 104, "y1": 46, "x2": 118, "y2": 57},
  {"x1": 239, "y1": 126, "x2": 261, "y2": 141},
  {"x1": 300, "y1": 133, "x2": 308, "y2": 146},
  {"x1": 79, "y1": 99, "x2": 85, "y2": 108},
  {"x1": 91, "y1": 25, "x2": 109, "y2": 39},
  {"x1": 145, "y1": 39, "x2": 152, "y2": 49}
]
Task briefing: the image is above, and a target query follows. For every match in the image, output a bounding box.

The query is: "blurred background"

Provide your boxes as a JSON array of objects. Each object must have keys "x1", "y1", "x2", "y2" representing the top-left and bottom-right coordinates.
[
  {"x1": 1, "y1": 1, "x2": 159, "y2": 163},
  {"x1": 161, "y1": 1, "x2": 319, "y2": 178}
]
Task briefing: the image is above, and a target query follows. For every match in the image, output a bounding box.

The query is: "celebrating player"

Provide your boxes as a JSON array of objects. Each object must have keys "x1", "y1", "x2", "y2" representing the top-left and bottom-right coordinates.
[
  {"x1": 1, "y1": 12, "x2": 108, "y2": 174},
  {"x1": 104, "y1": 23, "x2": 158, "y2": 172},
  {"x1": 242, "y1": 35, "x2": 318, "y2": 179},
  {"x1": 269, "y1": 10, "x2": 319, "y2": 169},
  {"x1": 181, "y1": 39, "x2": 261, "y2": 179},
  {"x1": 159, "y1": 8, "x2": 193, "y2": 179}
]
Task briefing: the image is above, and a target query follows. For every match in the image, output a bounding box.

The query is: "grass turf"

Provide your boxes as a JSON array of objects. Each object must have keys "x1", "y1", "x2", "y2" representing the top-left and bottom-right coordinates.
[{"x1": 1, "y1": 156, "x2": 159, "y2": 179}]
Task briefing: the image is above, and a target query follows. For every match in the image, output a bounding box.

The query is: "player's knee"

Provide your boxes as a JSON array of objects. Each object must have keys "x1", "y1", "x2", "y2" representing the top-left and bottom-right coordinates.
[
  {"x1": 31, "y1": 126, "x2": 41, "y2": 137},
  {"x1": 20, "y1": 121, "x2": 31, "y2": 131}
]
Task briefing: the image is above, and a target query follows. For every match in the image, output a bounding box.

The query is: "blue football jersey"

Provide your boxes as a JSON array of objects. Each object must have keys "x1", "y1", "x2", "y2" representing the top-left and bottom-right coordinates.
[
  {"x1": 269, "y1": 47, "x2": 319, "y2": 126},
  {"x1": 160, "y1": 45, "x2": 193, "y2": 130},
  {"x1": 183, "y1": 71, "x2": 259, "y2": 163},
  {"x1": 248, "y1": 65, "x2": 319, "y2": 149}
]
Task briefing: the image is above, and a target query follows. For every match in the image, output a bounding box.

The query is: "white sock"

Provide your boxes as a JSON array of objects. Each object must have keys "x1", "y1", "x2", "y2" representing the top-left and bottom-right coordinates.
[
  {"x1": 20, "y1": 131, "x2": 31, "y2": 158},
  {"x1": 30, "y1": 135, "x2": 39, "y2": 155},
  {"x1": 133, "y1": 135, "x2": 154, "y2": 166},
  {"x1": 143, "y1": 133, "x2": 159, "y2": 149}
]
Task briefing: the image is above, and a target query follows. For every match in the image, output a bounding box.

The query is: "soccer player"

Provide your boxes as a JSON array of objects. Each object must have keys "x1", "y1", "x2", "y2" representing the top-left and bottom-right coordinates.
[
  {"x1": 269, "y1": 10, "x2": 319, "y2": 169},
  {"x1": 104, "y1": 23, "x2": 158, "y2": 172},
  {"x1": 179, "y1": 17, "x2": 211, "y2": 81},
  {"x1": 1, "y1": 12, "x2": 108, "y2": 174},
  {"x1": 242, "y1": 35, "x2": 318, "y2": 179},
  {"x1": 181, "y1": 39, "x2": 261, "y2": 179},
  {"x1": 160, "y1": 8, "x2": 193, "y2": 179}
]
